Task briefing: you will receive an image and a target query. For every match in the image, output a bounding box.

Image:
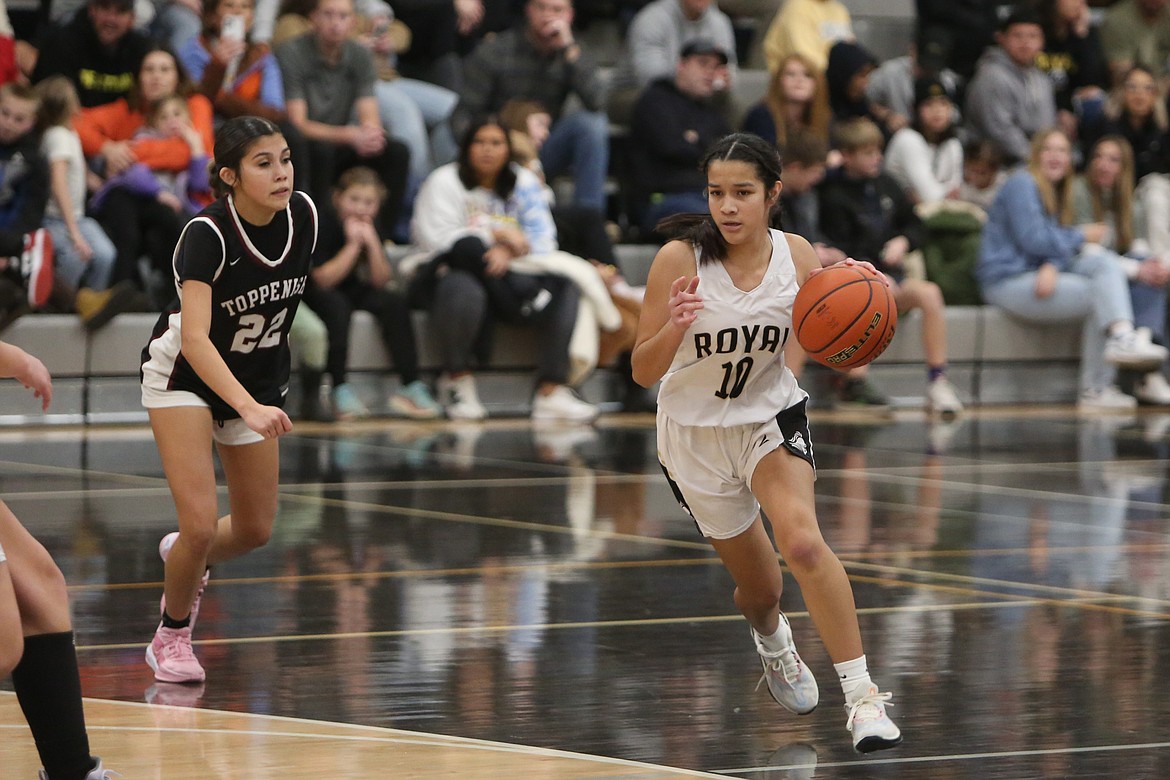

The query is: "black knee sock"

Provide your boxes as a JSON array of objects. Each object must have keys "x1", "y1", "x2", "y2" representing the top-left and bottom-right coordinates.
[{"x1": 11, "y1": 632, "x2": 97, "y2": 780}]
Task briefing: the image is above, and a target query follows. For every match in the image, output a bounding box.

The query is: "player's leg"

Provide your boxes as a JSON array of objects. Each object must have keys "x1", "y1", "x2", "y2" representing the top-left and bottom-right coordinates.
[
  {"x1": 213, "y1": 436, "x2": 281, "y2": 563},
  {"x1": 0, "y1": 501, "x2": 106, "y2": 779},
  {"x1": 752, "y1": 448, "x2": 902, "y2": 752},
  {"x1": 0, "y1": 540, "x2": 21, "y2": 676}
]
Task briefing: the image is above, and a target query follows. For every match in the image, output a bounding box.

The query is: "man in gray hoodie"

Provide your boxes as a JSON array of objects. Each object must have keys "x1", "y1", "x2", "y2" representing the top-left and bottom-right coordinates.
[{"x1": 963, "y1": 7, "x2": 1056, "y2": 165}]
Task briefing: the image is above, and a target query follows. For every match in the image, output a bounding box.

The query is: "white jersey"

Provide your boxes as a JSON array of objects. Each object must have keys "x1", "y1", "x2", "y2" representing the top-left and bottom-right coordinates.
[{"x1": 657, "y1": 229, "x2": 807, "y2": 427}]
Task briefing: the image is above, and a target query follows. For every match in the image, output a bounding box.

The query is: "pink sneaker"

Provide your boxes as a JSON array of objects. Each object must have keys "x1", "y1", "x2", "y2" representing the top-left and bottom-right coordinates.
[
  {"x1": 158, "y1": 532, "x2": 210, "y2": 629},
  {"x1": 146, "y1": 624, "x2": 205, "y2": 683}
]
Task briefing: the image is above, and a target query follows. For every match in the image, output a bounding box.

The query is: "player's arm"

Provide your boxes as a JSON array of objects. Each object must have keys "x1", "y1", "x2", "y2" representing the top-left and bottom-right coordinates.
[
  {"x1": 0, "y1": 341, "x2": 51, "y2": 410},
  {"x1": 786, "y1": 232, "x2": 822, "y2": 286},
  {"x1": 180, "y1": 282, "x2": 292, "y2": 437},
  {"x1": 631, "y1": 240, "x2": 700, "y2": 388}
]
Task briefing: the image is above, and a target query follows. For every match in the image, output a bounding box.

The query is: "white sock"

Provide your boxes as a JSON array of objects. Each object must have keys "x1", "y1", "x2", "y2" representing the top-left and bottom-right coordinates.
[
  {"x1": 834, "y1": 655, "x2": 873, "y2": 704},
  {"x1": 1109, "y1": 321, "x2": 1134, "y2": 338},
  {"x1": 754, "y1": 614, "x2": 794, "y2": 655}
]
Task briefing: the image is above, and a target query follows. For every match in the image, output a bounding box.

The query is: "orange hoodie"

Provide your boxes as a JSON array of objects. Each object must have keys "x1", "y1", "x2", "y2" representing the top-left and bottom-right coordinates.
[{"x1": 75, "y1": 94, "x2": 215, "y2": 172}]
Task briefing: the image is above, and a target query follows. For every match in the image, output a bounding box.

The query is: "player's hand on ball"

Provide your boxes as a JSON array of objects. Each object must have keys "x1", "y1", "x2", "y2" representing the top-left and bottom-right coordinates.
[
  {"x1": 669, "y1": 275, "x2": 703, "y2": 329},
  {"x1": 243, "y1": 404, "x2": 293, "y2": 439},
  {"x1": 812, "y1": 258, "x2": 890, "y2": 287}
]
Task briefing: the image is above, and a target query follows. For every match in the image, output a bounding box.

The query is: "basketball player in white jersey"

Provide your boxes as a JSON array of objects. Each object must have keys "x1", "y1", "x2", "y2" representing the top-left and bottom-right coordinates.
[
  {"x1": 141, "y1": 116, "x2": 317, "y2": 684},
  {"x1": 632, "y1": 132, "x2": 902, "y2": 754},
  {"x1": 0, "y1": 339, "x2": 118, "y2": 779}
]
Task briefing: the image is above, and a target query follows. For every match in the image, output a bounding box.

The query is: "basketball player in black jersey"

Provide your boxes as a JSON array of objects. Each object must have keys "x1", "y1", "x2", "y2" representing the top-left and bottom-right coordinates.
[{"x1": 141, "y1": 116, "x2": 317, "y2": 684}]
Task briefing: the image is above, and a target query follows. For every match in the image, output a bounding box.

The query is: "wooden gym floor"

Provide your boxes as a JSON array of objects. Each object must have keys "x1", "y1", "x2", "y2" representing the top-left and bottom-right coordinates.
[{"x1": 2, "y1": 406, "x2": 1169, "y2": 778}]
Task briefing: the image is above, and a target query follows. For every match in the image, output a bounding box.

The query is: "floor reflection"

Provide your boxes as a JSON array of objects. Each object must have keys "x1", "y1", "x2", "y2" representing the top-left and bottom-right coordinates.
[{"x1": 2, "y1": 410, "x2": 1169, "y2": 778}]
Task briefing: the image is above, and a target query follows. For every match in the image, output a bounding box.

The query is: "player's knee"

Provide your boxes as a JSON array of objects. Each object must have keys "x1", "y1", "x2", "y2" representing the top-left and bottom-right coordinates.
[
  {"x1": 779, "y1": 531, "x2": 826, "y2": 573},
  {"x1": 234, "y1": 522, "x2": 273, "y2": 551}
]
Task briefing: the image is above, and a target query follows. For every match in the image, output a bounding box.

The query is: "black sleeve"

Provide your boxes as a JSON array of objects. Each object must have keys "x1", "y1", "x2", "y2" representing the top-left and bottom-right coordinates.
[
  {"x1": 176, "y1": 219, "x2": 228, "y2": 285},
  {"x1": 885, "y1": 176, "x2": 926, "y2": 251},
  {"x1": 30, "y1": 25, "x2": 70, "y2": 84},
  {"x1": 0, "y1": 148, "x2": 49, "y2": 256},
  {"x1": 816, "y1": 181, "x2": 871, "y2": 263},
  {"x1": 311, "y1": 204, "x2": 345, "y2": 268}
]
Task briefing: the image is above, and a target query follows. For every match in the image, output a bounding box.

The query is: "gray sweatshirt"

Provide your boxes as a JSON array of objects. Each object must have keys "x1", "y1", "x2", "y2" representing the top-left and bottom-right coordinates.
[{"x1": 963, "y1": 46, "x2": 1057, "y2": 164}]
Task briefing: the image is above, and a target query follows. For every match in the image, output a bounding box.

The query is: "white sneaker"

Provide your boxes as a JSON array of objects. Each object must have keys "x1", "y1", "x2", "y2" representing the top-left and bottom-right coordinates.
[
  {"x1": 752, "y1": 617, "x2": 819, "y2": 715},
  {"x1": 1078, "y1": 386, "x2": 1138, "y2": 410},
  {"x1": 438, "y1": 373, "x2": 487, "y2": 420},
  {"x1": 845, "y1": 685, "x2": 902, "y2": 753},
  {"x1": 925, "y1": 376, "x2": 963, "y2": 415},
  {"x1": 1135, "y1": 372, "x2": 1170, "y2": 406},
  {"x1": 531, "y1": 385, "x2": 600, "y2": 423},
  {"x1": 39, "y1": 758, "x2": 122, "y2": 780},
  {"x1": 1104, "y1": 327, "x2": 1168, "y2": 369}
]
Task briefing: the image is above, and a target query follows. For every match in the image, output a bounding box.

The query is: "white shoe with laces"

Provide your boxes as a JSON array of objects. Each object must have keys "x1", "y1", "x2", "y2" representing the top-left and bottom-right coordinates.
[
  {"x1": 1104, "y1": 327, "x2": 1168, "y2": 369},
  {"x1": 751, "y1": 616, "x2": 819, "y2": 715},
  {"x1": 438, "y1": 374, "x2": 487, "y2": 420},
  {"x1": 845, "y1": 685, "x2": 902, "y2": 753},
  {"x1": 926, "y1": 376, "x2": 963, "y2": 415},
  {"x1": 531, "y1": 385, "x2": 600, "y2": 423},
  {"x1": 1135, "y1": 372, "x2": 1170, "y2": 406},
  {"x1": 1078, "y1": 386, "x2": 1138, "y2": 410}
]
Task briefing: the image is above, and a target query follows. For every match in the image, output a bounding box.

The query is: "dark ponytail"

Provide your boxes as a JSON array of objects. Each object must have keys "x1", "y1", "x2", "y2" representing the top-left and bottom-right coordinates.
[
  {"x1": 209, "y1": 115, "x2": 284, "y2": 198},
  {"x1": 655, "y1": 133, "x2": 784, "y2": 264}
]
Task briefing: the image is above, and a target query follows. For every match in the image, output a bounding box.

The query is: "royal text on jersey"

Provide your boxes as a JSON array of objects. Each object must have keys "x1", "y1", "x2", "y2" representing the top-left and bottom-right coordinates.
[
  {"x1": 219, "y1": 275, "x2": 308, "y2": 317},
  {"x1": 694, "y1": 325, "x2": 787, "y2": 359}
]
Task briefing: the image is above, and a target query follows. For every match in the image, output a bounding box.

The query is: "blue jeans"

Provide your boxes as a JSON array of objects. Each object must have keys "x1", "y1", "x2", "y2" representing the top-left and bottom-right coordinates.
[
  {"x1": 44, "y1": 215, "x2": 117, "y2": 291},
  {"x1": 374, "y1": 78, "x2": 458, "y2": 179},
  {"x1": 982, "y1": 247, "x2": 1135, "y2": 393},
  {"x1": 539, "y1": 110, "x2": 609, "y2": 212}
]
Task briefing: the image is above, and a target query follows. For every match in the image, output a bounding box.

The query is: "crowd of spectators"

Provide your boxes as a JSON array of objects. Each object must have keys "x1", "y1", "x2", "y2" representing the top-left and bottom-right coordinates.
[{"x1": 2, "y1": 0, "x2": 1170, "y2": 416}]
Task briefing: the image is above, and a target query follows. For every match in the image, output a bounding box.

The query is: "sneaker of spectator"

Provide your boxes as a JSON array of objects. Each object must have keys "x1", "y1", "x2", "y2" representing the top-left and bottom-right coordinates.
[{"x1": 74, "y1": 280, "x2": 141, "y2": 331}]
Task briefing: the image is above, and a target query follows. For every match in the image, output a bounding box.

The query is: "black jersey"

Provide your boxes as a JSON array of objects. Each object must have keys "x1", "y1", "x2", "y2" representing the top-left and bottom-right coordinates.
[{"x1": 141, "y1": 191, "x2": 318, "y2": 420}]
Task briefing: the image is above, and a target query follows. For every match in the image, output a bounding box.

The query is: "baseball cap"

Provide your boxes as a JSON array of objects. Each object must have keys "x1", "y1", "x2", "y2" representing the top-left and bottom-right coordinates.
[{"x1": 680, "y1": 38, "x2": 729, "y2": 65}]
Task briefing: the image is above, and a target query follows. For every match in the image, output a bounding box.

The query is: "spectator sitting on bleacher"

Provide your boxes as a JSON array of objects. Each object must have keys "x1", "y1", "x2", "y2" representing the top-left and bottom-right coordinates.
[
  {"x1": 179, "y1": 0, "x2": 312, "y2": 192},
  {"x1": 607, "y1": 0, "x2": 737, "y2": 125},
  {"x1": 0, "y1": 82, "x2": 53, "y2": 328},
  {"x1": 406, "y1": 115, "x2": 611, "y2": 423},
  {"x1": 777, "y1": 129, "x2": 891, "y2": 410},
  {"x1": 883, "y1": 77, "x2": 963, "y2": 206},
  {"x1": 964, "y1": 7, "x2": 1057, "y2": 167},
  {"x1": 818, "y1": 117, "x2": 964, "y2": 415},
  {"x1": 454, "y1": 0, "x2": 609, "y2": 217},
  {"x1": 958, "y1": 139, "x2": 1006, "y2": 211},
  {"x1": 1099, "y1": 66, "x2": 1170, "y2": 261},
  {"x1": 75, "y1": 46, "x2": 212, "y2": 302},
  {"x1": 825, "y1": 41, "x2": 895, "y2": 138},
  {"x1": 1073, "y1": 133, "x2": 1170, "y2": 405},
  {"x1": 761, "y1": 0, "x2": 852, "y2": 76},
  {"x1": 740, "y1": 52, "x2": 830, "y2": 153},
  {"x1": 1037, "y1": 0, "x2": 1107, "y2": 139},
  {"x1": 303, "y1": 166, "x2": 442, "y2": 420},
  {"x1": 864, "y1": 45, "x2": 961, "y2": 137},
  {"x1": 914, "y1": 0, "x2": 999, "y2": 83},
  {"x1": 1100, "y1": 0, "x2": 1170, "y2": 85},
  {"x1": 34, "y1": 76, "x2": 143, "y2": 331},
  {"x1": 31, "y1": 0, "x2": 152, "y2": 108},
  {"x1": 976, "y1": 127, "x2": 1168, "y2": 410},
  {"x1": 275, "y1": 0, "x2": 411, "y2": 240},
  {"x1": 628, "y1": 39, "x2": 730, "y2": 236}
]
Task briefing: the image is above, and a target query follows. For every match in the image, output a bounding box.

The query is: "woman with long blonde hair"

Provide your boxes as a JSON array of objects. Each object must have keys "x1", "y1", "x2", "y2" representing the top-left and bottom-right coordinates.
[
  {"x1": 977, "y1": 127, "x2": 1167, "y2": 409},
  {"x1": 741, "y1": 53, "x2": 831, "y2": 151},
  {"x1": 1073, "y1": 135, "x2": 1170, "y2": 404}
]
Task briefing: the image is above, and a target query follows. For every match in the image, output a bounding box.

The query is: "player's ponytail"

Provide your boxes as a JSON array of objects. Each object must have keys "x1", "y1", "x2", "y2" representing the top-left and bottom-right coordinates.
[
  {"x1": 655, "y1": 133, "x2": 783, "y2": 265},
  {"x1": 210, "y1": 115, "x2": 284, "y2": 198}
]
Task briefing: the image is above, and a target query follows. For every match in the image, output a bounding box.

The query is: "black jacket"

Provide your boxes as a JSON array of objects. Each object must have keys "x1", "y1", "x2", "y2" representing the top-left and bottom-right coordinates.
[
  {"x1": 817, "y1": 168, "x2": 925, "y2": 276},
  {"x1": 628, "y1": 78, "x2": 731, "y2": 197},
  {"x1": 32, "y1": 9, "x2": 152, "y2": 108}
]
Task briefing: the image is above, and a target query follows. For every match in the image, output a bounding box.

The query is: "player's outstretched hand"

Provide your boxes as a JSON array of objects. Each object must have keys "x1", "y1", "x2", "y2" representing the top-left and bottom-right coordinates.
[
  {"x1": 243, "y1": 404, "x2": 293, "y2": 440},
  {"x1": 669, "y1": 275, "x2": 703, "y2": 329},
  {"x1": 14, "y1": 352, "x2": 52, "y2": 411}
]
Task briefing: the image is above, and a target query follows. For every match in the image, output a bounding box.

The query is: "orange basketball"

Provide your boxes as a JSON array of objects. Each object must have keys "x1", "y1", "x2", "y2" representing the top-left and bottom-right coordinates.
[{"x1": 792, "y1": 265, "x2": 897, "y2": 369}]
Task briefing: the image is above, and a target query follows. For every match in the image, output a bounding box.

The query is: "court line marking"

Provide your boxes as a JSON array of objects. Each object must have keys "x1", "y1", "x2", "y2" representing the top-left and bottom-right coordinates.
[
  {"x1": 0, "y1": 692, "x2": 728, "y2": 779},
  {"x1": 719, "y1": 740, "x2": 1170, "y2": 775}
]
